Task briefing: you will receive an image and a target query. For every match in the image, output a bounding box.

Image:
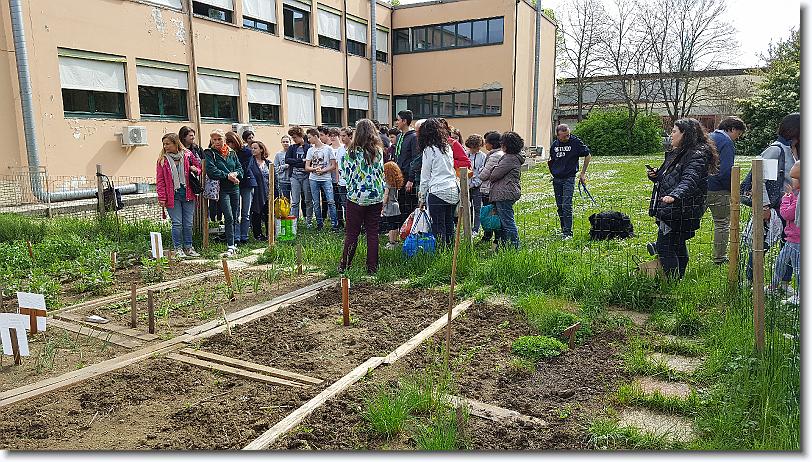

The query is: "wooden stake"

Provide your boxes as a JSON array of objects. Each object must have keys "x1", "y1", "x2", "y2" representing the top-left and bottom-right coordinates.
[
  {"x1": 25, "y1": 241, "x2": 34, "y2": 260},
  {"x1": 96, "y1": 164, "x2": 106, "y2": 218},
  {"x1": 751, "y1": 158, "x2": 765, "y2": 353},
  {"x1": 9, "y1": 329, "x2": 21, "y2": 365},
  {"x1": 222, "y1": 257, "x2": 234, "y2": 300},
  {"x1": 147, "y1": 290, "x2": 155, "y2": 335},
  {"x1": 727, "y1": 166, "x2": 741, "y2": 291},
  {"x1": 202, "y1": 158, "x2": 210, "y2": 250},
  {"x1": 445, "y1": 212, "x2": 463, "y2": 369},
  {"x1": 296, "y1": 241, "x2": 303, "y2": 276},
  {"x1": 110, "y1": 251, "x2": 117, "y2": 273},
  {"x1": 341, "y1": 277, "x2": 350, "y2": 327},
  {"x1": 19, "y1": 308, "x2": 46, "y2": 335},
  {"x1": 459, "y1": 167, "x2": 472, "y2": 247},
  {"x1": 130, "y1": 283, "x2": 137, "y2": 328},
  {"x1": 269, "y1": 169, "x2": 275, "y2": 248},
  {"x1": 563, "y1": 322, "x2": 581, "y2": 349}
]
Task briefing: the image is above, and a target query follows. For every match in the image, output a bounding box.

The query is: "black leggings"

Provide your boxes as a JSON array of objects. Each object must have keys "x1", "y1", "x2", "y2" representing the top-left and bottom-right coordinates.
[{"x1": 656, "y1": 228, "x2": 693, "y2": 279}]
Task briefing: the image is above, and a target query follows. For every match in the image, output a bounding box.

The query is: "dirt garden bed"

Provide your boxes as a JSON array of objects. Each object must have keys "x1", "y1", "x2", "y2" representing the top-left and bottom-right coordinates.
[{"x1": 0, "y1": 283, "x2": 454, "y2": 449}]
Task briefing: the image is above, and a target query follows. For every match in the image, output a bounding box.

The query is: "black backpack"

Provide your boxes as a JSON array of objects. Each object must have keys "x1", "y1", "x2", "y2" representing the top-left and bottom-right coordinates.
[{"x1": 589, "y1": 211, "x2": 634, "y2": 240}]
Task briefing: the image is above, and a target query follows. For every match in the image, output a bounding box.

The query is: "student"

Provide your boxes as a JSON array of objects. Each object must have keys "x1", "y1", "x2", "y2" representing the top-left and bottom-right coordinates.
[
  {"x1": 179, "y1": 126, "x2": 204, "y2": 162},
  {"x1": 274, "y1": 135, "x2": 292, "y2": 199},
  {"x1": 549, "y1": 124, "x2": 592, "y2": 239},
  {"x1": 305, "y1": 127, "x2": 339, "y2": 231},
  {"x1": 316, "y1": 126, "x2": 332, "y2": 223},
  {"x1": 394, "y1": 110, "x2": 419, "y2": 225},
  {"x1": 381, "y1": 161, "x2": 404, "y2": 250},
  {"x1": 769, "y1": 159, "x2": 800, "y2": 304},
  {"x1": 339, "y1": 119, "x2": 385, "y2": 274},
  {"x1": 373, "y1": 119, "x2": 391, "y2": 149},
  {"x1": 385, "y1": 128, "x2": 400, "y2": 163},
  {"x1": 479, "y1": 131, "x2": 503, "y2": 244},
  {"x1": 229, "y1": 130, "x2": 256, "y2": 244},
  {"x1": 438, "y1": 118, "x2": 471, "y2": 171},
  {"x1": 285, "y1": 126, "x2": 314, "y2": 228},
  {"x1": 156, "y1": 133, "x2": 202, "y2": 258},
  {"x1": 418, "y1": 118, "x2": 459, "y2": 246},
  {"x1": 249, "y1": 140, "x2": 276, "y2": 241},
  {"x1": 706, "y1": 116, "x2": 747, "y2": 264},
  {"x1": 481, "y1": 131, "x2": 525, "y2": 250},
  {"x1": 205, "y1": 129, "x2": 243, "y2": 257},
  {"x1": 336, "y1": 127, "x2": 353, "y2": 228},
  {"x1": 465, "y1": 134, "x2": 487, "y2": 235}
]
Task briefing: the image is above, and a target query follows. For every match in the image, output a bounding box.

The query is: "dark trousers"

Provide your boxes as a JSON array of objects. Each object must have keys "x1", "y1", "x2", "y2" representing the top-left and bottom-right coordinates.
[
  {"x1": 341, "y1": 200, "x2": 384, "y2": 273},
  {"x1": 250, "y1": 207, "x2": 269, "y2": 239},
  {"x1": 218, "y1": 189, "x2": 240, "y2": 247},
  {"x1": 470, "y1": 186, "x2": 482, "y2": 233},
  {"x1": 553, "y1": 176, "x2": 575, "y2": 237},
  {"x1": 481, "y1": 193, "x2": 495, "y2": 241},
  {"x1": 334, "y1": 184, "x2": 346, "y2": 226},
  {"x1": 656, "y1": 228, "x2": 692, "y2": 279},
  {"x1": 428, "y1": 193, "x2": 456, "y2": 246}
]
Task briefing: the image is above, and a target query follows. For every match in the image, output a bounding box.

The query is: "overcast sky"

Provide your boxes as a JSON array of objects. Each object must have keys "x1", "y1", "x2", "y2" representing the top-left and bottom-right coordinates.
[{"x1": 396, "y1": 0, "x2": 802, "y2": 68}]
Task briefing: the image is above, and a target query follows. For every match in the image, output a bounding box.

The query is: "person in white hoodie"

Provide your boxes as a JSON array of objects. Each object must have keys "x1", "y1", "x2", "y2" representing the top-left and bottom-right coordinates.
[{"x1": 418, "y1": 118, "x2": 459, "y2": 246}]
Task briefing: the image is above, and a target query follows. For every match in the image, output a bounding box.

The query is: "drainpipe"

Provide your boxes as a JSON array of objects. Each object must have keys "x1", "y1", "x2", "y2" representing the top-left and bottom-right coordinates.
[
  {"x1": 9, "y1": 0, "x2": 45, "y2": 200},
  {"x1": 532, "y1": 0, "x2": 541, "y2": 146},
  {"x1": 343, "y1": 0, "x2": 350, "y2": 126},
  {"x1": 370, "y1": 0, "x2": 378, "y2": 120}
]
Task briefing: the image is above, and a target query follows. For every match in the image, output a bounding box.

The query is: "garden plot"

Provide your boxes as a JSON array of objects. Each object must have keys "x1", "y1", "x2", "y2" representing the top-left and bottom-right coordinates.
[
  {"x1": 267, "y1": 300, "x2": 630, "y2": 450},
  {"x1": 0, "y1": 284, "x2": 453, "y2": 449}
]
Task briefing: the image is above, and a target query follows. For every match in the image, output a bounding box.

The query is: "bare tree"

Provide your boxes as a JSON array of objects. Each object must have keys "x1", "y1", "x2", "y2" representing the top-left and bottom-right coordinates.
[
  {"x1": 638, "y1": 0, "x2": 738, "y2": 124},
  {"x1": 557, "y1": 0, "x2": 608, "y2": 121}
]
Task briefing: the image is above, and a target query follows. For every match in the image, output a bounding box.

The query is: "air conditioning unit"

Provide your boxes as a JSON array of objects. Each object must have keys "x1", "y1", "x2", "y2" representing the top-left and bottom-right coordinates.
[
  {"x1": 208, "y1": 8, "x2": 226, "y2": 21},
  {"x1": 231, "y1": 123, "x2": 254, "y2": 139},
  {"x1": 122, "y1": 126, "x2": 148, "y2": 147}
]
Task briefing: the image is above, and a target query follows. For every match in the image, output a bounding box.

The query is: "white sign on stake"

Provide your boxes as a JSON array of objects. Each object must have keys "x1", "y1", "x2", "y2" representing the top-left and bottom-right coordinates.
[
  {"x1": 0, "y1": 313, "x2": 31, "y2": 356},
  {"x1": 762, "y1": 158, "x2": 779, "y2": 181},
  {"x1": 16, "y1": 292, "x2": 47, "y2": 332},
  {"x1": 150, "y1": 232, "x2": 164, "y2": 259}
]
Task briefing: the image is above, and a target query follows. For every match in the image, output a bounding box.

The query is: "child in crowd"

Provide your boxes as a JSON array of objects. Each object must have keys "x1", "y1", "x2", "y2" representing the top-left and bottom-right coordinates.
[
  {"x1": 381, "y1": 161, "x2": 404, "y2": 250},
  {"x1": 769, "y1": 159, "x2": 800, "y2": 305},
  {"x1": 465, "y1": 134, "x2": 486, "y2": 235}
]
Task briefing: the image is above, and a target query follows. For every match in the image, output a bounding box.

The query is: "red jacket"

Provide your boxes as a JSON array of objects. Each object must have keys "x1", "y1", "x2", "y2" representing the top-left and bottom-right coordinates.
[
  {"x1": 156, "y1": 148, "x2": 202, "y2": 209},
  {"x1": 450, "y1": 138, "x2": 471, "y2": 169}
]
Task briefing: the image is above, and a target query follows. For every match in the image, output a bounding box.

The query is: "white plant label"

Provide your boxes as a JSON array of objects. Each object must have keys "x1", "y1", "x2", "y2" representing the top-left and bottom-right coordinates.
[
  {"x1": 0, "y1": 313, "x2": 31, "y2": 356},
  {"x1": 763, "y1": 159, "x2": 778, "y2": 181},
  {"x1": 150, "y1": 232, "x2": 164, "y2": 259}
]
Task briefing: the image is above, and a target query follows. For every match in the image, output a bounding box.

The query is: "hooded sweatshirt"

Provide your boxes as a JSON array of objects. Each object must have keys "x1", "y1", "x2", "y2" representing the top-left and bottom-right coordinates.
[{"x1": 483, "y1": 151, "x2": 526, "y2": 202}]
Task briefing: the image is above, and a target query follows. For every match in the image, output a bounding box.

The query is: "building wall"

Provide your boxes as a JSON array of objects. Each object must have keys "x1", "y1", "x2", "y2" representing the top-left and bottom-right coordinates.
[
  {"x1": 536, "y1": 9, "x2": 557, "y2": 153},
  {"x1": 0, "y1": 0, "x2": 24, "y2": 172}
]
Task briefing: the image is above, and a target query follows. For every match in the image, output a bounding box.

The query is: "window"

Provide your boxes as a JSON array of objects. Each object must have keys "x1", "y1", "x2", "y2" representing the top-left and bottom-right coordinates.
[
  {"x1": 441, "y1": 24, "x2": 456, "y2": 48},
  {"x1": 471, "y1": 20, "x2": 488, "y2": 45},
  {"x1": 137, "y1": 65, "x2": 189, "y2": 119},
  {"x1": 394, "y1": 29, "x2": 410, "y2": 54},
  {"x1": 376, "y1": 29, "x2": 389, "y2": 63},
  {"x1": 243, "y1": 0, "x2": 277, "y2": 32},
  {"x1": 456, "y1": 21, "x2": 472, "y2": 47},
  {"x1": 320, "y1": 89, "x2": 343, "y2": 126},
  {"x1": 321, "y1": 107, "x2": 342, "y2": 126},
  {"x1": 247, "y1": 80, "x2": 281, "y2": 124},
  {"x1": 200, "y1": 94, "x2": 237, "y2": 120},
  {"x1": 413, "y1": 27, "x2": 428, "y2": 51},
  {"x1": 488, "y1": 17, "x2": 504, "y2": 43},
  {"x1": 376, "y1": 97, "x2": 390, "y2": 124},
  {"x1": 438, "y1": 93, "x2": 453, "y2": 117},
  {"x1": 348, "y1": 109, "x2": 367, "y2": 125},
  {"x1": 468, "y1": 91, "x2": 484, "y2": 115},
  {"x1": 146, "y1": 0, "x2": 182, "y2": 9},
  {"x1": 347, "y1": 40, "x2": 365, "y2": 57},
  {"x1": 198, "y1": 72, "x2": 239, "y2": 121},
  {"x1": 317, "y1": 8, "x2": 341, "y2": 51},
  {"x1": 391, "y1": 17, "x2": 504, "y2": 54},
  {"x1": 348, "y1": 93, "x2": 368, "y2": 125},
  {"x1": 392, "y1": 89, "x2": 501, "y2": 119},
  {"x1": 431, "y1": 26, "x2": 443, "y2": 49},
  {"x1": 346, "y1": 19, "x2": 367, "y2": 57},
  {"x1": 283, "y1": 2, "x2": 311, "y2": 43},
  {"x1": 287, "y1": 85, "x2": 315, "y2": 125},
  {"x1": 453, "y1": 92, "x2": 469, "y2": 117},
  {"x1": 192, "y1": 0, "x2": 234, "y2": 23},
  {"x1": 58, "y1": 55, "x2": 126, "y2": 118},
  {"x1": 485, "y1": 89, "x2": 502, "y2": 115}
]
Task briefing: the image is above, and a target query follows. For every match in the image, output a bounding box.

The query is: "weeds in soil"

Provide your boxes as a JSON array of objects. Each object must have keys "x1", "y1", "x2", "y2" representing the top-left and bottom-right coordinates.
[
  {"x1": 517, "y1": 293, "x2": 592, "y2": 343},
  {"x1": 511, "y1": 335, "x2": 567, "y2": 361},
  {"x1": 363, "y1": 385, "x2": 413, "y2": 438},
  {"x1": 140, "y1": 257, "x2": 168, "y2": 283},
  {"x1": 413, "y1": 406, "x2": 469, "y2": 450},
  {"x1": 509, "y1": 357, "x2": 536, "y2": 375},
  {"x1": 615, "y1": 383, "x2": 699, "y2": 416},
  {"x1": 587, "y1": 417, "x2": 676, "y2": 450},
  {"x1": 644, "y1": 335, "x2": 705, "y2": 357}
]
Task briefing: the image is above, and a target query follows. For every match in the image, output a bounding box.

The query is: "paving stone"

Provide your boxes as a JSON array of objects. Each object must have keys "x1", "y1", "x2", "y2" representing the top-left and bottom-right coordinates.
[
  {"x1": 655, "y1": 334, "x2": 704, "y2": 346},
  {"x1": 618, "y1": 408, "x2": 696, "y2": 443},
  {"x1": 647, "y1": 352, "x2": 704, "y2": 374},
  {"x1": 632, "y1": 376, "x2": 693, "y2": 399},
  {"x1": 607, "y1": 307, "x2": 651, "y2": 327}
]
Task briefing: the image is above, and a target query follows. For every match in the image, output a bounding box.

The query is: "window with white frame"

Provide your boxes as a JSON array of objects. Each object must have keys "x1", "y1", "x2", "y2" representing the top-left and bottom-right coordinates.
[
  {"x1": 243, "y1": 0, "x2": 277, "y2": 34},
  {"x1": 248, "y1": 79, "x2": 281, "y2": 124},
  {"x1": 192, "y1": 0, "x2": 234, "y2": 22},
  {"x1": 376, "y1": 28, "x2": 389, "y2": 63},
  {"x1": 346, "y1": 18, "x2": 367, "y2": 57},
  {"x1": 317, "y1": 8, "x2": 341, "y2": 51},
  {"x1": 283, "y1": 0, "x2": 311, "y2": 43},
  {"x1": 348, "y1": 92, "x2": 368, "y2": 125},
  {"x1": 376, "y1": 97, "x2": 390, "y2": 125},
  {"x1": 320, "y1": 88, "x2": 344, "y2": 126},
  {"x1": 198, "y1": 70, "x2": 239, "y2": 121}
]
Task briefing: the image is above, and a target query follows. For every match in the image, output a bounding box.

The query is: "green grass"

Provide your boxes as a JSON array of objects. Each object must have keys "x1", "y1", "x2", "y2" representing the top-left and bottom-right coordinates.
[
  {"x1": 363, "y1": 386, "x2": 413, "y2": 438},
  {"x1": 615, "y1": 383, "x2": 700, "y2": 416},
  {"x1": 587, "y1": 417, "x2": 679, "y2": 450}
]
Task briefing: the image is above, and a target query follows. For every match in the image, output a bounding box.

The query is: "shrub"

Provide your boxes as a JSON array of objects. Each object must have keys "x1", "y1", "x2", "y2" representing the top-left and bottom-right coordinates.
[
  {"x1": 0, "y1": 214, "x2": 46, "y2": 244},
  {"x1": 572, "y1": 109, "x2": 663, "y2": 156},
  {"x1": 511, "y1": 335, "x2": 568, "y2": 360}
]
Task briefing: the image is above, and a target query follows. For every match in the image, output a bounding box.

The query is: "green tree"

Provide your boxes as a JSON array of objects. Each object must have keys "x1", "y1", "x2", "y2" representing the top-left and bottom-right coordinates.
[
  {"x1": 572, "y1": 109, "x2": 662, "y2": 156},
  {"x1": 737, "y1": 29, "x2": 800, "y2": 155}
]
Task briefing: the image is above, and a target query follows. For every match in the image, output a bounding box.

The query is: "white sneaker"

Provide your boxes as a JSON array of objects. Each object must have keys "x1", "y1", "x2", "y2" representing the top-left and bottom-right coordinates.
[
  {"x1": 174, "y1": 248, "x2": 187, "y2": 258},
  {"x1": 782, "y1": 294, "x2": 800, "y2": 305},
  {"x1": 384, "y1": 242, "x2": 397, "y2": 250},
  {"x1": 783, "y1": 284, "x2": 797, "y2": 297},
  {"x1": 562, "y1": 235, "x2": 573, "y2": 241},
  {"x1": 221, "y1": 246, "x2": 237, "y2": 258},
  {"x1": 185, "y1": 247, "x2": 200, "y2": 258}
]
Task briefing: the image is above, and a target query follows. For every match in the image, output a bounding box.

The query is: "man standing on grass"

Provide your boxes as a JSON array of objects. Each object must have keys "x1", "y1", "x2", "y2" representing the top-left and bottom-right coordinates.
[
  {"x1": 706, "y1": 116, "x2": 746, "y2": 265},
  {"x1": 395, "y1": 110, "x2": 419, "y2": 224},
  {"x1": 549, "y1": 124, "x2": 591, "y2": 239}
]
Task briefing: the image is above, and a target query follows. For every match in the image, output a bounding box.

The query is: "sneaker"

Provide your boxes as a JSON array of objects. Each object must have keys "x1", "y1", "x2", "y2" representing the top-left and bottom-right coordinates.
[
  {"x1": 562, "y1": 235, "x2": 573, "y2": 241},
  {"x1": 221, "y1": 246, "x2": 237, "y2": 258},
  {"x1": 783, "y1": 284, "x2": 797, "y2": 297},
  {"x1": 782, "y1": 294, "x2": 800, "y2": 305},
  {"x1": 647, "y1": 242, "x2": 658, "y2": 256},
  {"x1": 185, "y1": 247, "x2": 200, "y2": 258},
  {"x1": 174, "y1": 248, "x2": 187, "y2": 259},
  {"x1": 384, "y1": 242, "x2": 396, "y2": 250}
]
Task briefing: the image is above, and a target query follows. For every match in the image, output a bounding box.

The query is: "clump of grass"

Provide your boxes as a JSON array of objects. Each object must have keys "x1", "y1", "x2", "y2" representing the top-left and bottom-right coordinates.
[
  {"x1": 414, "y1": 406, "x2": 469, "y2": 450},
  {"x1": 509, "y1": 357, "x2": 536, "y2": 375},
  {"x1": 587, "y1": 417, "x2": 675, "y2": 450},
  {"x1": 615, "y1": 383, "x2": 699, "y2": 416},
  {"x1": 517, "y1": 293, "x2": 592, "y2": 343},
  {"x1": 511, "y1": 335, "x2": 567, "y2": 361},
  {"x1": 646, "y1": 336, "x2": 705, "y2": 357},
  {"x1": 363, "y1": 385, "x2": 412, "y2": 438}
]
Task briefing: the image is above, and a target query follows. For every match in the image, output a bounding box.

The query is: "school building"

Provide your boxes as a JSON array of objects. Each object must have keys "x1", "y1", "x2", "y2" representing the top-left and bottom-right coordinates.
[{"x1": 0, "y1": 0, "x2": 556, "y2": 187}]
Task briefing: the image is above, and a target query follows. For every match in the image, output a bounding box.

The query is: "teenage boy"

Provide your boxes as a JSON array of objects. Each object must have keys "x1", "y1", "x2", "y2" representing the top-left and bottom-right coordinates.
[
  {"x1": 305, "y1": 127, "x2": 339, "y2": 231},
  {"x1": 707, "y1": 116, "x2": 746, "y2": 264},
  {"x1": 548, "y1": 124, "x2": 591, "y2": 239},
  {"x1": 329, "y1": 127, "x2": 346, "y2": 227},
  {"x1": 395, "y1": 110, "x2": 419, "y2": 224},
  {"x1": 285, "y1": 126, "x2": 314, "y2": 227}
]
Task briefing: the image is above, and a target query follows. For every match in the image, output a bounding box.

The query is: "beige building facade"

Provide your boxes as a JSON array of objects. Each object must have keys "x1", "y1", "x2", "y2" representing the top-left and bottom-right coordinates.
[{"x1": 0, "y1": 0, "x2": 555, "y2": 186}]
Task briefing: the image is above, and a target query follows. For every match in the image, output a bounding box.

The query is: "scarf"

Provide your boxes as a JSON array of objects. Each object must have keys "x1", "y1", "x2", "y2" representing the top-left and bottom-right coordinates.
[
  {"x1": 165, "y1": 151, "x2": 185, "y2": 191},
  {"x1": 218, "y1": 144, "x2": 229, "y2": 156}
]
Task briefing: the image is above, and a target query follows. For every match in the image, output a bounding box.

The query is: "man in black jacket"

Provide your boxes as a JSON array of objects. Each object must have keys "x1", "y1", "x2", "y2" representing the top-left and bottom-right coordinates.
[
  {"x1": 549, "y1": 124, "x2": 592, "y2": 239},
  {"x1": 285, "y1": 126, "x2": 314, "y2": 227},
  {"x1": 395, "y1": 110, "x2": 419, "y2": 224}
]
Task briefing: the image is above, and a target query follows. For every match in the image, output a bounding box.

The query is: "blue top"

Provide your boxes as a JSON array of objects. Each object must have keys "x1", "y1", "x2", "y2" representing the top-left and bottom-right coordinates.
[
  {"x1": 549, "y1": 134, "x2": 590, "y2": 178},
  {"x1": 237, "y1": 145, "x2": 258, "y2": 188},
  {"x1": 707, "y1": 130, "x2": 734, "y2": 191}
]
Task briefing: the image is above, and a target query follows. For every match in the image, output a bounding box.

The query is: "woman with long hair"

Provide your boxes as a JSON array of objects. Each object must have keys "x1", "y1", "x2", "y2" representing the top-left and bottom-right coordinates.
[
  {"x1": 648, "y1": 118, "x2": 719, "y2": 278},
  {"x1": 249, "y1": 140, "x2": 276, "y2": 241},
  {"x1": 274, "y1": 135, "x2": 292, "y2": 199},
  {"x1": 339, "y1": 119, "x2": 385, "y2": 274},
  {"x1": 227, "y1": 130, "x2": 256, "y2": 244},
  {"x1": 156, "y1": 133, "x2": 202, "y2": 258},
  {"x1": 418, "y1": 118, "x2": 459, "y2": 245},
  {"x1": 205, "y1": 129, "x2": 243, "y2": 257}
]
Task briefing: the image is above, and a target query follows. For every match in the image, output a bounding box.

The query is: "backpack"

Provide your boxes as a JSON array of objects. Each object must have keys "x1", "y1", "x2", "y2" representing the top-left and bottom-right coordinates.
[{"x1": 589, "y1": 211, "x2": 634, "y2": 240}]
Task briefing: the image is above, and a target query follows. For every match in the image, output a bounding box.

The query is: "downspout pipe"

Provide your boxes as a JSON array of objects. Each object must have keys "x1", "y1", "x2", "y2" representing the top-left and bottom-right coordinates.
[
  {"x1": 9, "y1": 0, "x2": 45, "y2": 201},
  {"x1": 370, "y1": 1, "x2": 378, "y2": 121},
  {"x1": 532, "y1": 0, "x2": 541, "y2": 146}
]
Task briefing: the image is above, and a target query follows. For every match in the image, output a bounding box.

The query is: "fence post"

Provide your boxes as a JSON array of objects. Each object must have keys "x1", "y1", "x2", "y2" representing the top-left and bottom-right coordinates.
[
  {"x1": 96, "y1": 164, "x2": 106, "y2": 219},
  {"x1": 751, "y1": 158, "x2": 765, "y2": 353},
  {"x1": 727, "y1": 166, "x2": 741, "y2": 292},
  {"x1": 459, "y1": 167, "x2": 472, "y2": 246}
]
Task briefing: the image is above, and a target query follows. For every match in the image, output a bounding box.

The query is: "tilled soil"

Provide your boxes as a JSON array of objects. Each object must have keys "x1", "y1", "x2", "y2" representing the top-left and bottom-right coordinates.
[{"x1": 270, "y1": 300, "x2": 629, "y2": 450}]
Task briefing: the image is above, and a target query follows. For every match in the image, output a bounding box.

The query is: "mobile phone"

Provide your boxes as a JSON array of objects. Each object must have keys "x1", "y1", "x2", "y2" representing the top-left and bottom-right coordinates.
[{"x1": 645, "y1": 164, "x2": 654, "y2": 172}]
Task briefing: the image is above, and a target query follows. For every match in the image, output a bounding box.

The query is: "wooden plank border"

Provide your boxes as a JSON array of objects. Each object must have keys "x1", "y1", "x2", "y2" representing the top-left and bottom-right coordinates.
[
  {"x1": 179, "y1": 348, "x2": 322, "y2": 385},
  {"x1": 383, "y1": 299, "x2": 474, "y2": 364},
  {"x1": 445, "y1": 395, "x2": 548, "y2": 427},
  {"x1": 166, "y1": 353, "x2": 305, "y2": 388},
  {"x1": 48, "y1": 318, "x2": 144, "y2": 349}
]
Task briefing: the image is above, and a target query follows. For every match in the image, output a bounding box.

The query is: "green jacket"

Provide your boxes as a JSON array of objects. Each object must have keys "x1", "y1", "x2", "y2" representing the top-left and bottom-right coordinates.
[{"x1": 204, "y1": 148, "x2": 244, "y2": 193}]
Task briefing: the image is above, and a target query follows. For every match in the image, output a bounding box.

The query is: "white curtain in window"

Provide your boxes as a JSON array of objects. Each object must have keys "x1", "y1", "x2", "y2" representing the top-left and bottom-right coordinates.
[
  {"x1": 317, "y1": 9, "x2": 341, "y2": 40},
  {"x1": 321, "y1": 90, "x2": 343, "y2": 108},
  {"x1": 346, "y1": 20, "x2": 367, "y2": 43},
  {"x1": 148, "y1": 0, "x2": 182, "y2": 9},
  {"x1": 288, "y1": 86, "x2": 315, "y2": 125},
  {"x1": 59, "y1": 56, "x2": 126, "y2": 93},
  {"x1": 248, "y1": 81, "x2": 280, "y2": 104},
  {"x1": 136, "y1": 66, "x2": 188, "y2": 90},
  {"x1": 376, "y1": 29, "x2": 388, "y2": 53},
  {"x1": 348, "y1": 94, "x2": 368, "y2": 110},
  {"x1": 395, "y1": 98, "x2": 408, "y2": 113},
  {"x1": 198, "y1": 0, "x2": 234, "y2": 10},
  {"x1": 376, "y1": 98, "x2": 390, "y2": 124},
  {"x1": 197, "y1": 74, "x2": 239, "y2": 96},
  {"x1": 283, "y1": 0, "x2": 310, "y2": 12},
  {"x1": 243, "y1": 0, "x2": 276, "y2": 22}
]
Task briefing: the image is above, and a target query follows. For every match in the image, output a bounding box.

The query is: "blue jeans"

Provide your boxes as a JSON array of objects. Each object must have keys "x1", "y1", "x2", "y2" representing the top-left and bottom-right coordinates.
[
  {"x1": 234, "y1": 187, "x2": 253, "y2": 242},
  {"x1": 553, "y1": 176, "x2": 575, "y2": 237},
  {"x1": 310, "y1": 179, "x2": 337, "y2": 228},
  {"x1": 494, "y1": 199, "x2": 519, "y2": 249},
  {"x1": 167, "y1": 187, "x2": 196, "y2": 249},
  {"x1": 470, "y1": 187, "x2": 482, "y2": 233},
  {"x1": 771, "y1": 241, "x2": 800, "y2": 288},
  {"x1": 219, "y1": 188, "x2": 239, "y2": 247},
  {"x1": 289, "y1": 173, "x2": 312, "y2": 224}
]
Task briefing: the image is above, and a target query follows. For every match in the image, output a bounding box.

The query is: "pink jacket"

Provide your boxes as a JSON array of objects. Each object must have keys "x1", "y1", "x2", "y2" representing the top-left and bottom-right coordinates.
[
  {"x1": 156, "y1": 148, "x2": 201, "y2": 209},
  {"x1": 780, "y1": 193, "x2": 800, "y2": 244}
]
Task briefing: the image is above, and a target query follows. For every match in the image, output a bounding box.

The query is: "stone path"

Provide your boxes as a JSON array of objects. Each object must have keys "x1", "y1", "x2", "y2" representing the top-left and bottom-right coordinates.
[
  {"x1": 617, "y1": 409, "x2": 696, "y2": 443},
  {"x1": 607, "y1": 307, "x2": 651, "y2": 327}
]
